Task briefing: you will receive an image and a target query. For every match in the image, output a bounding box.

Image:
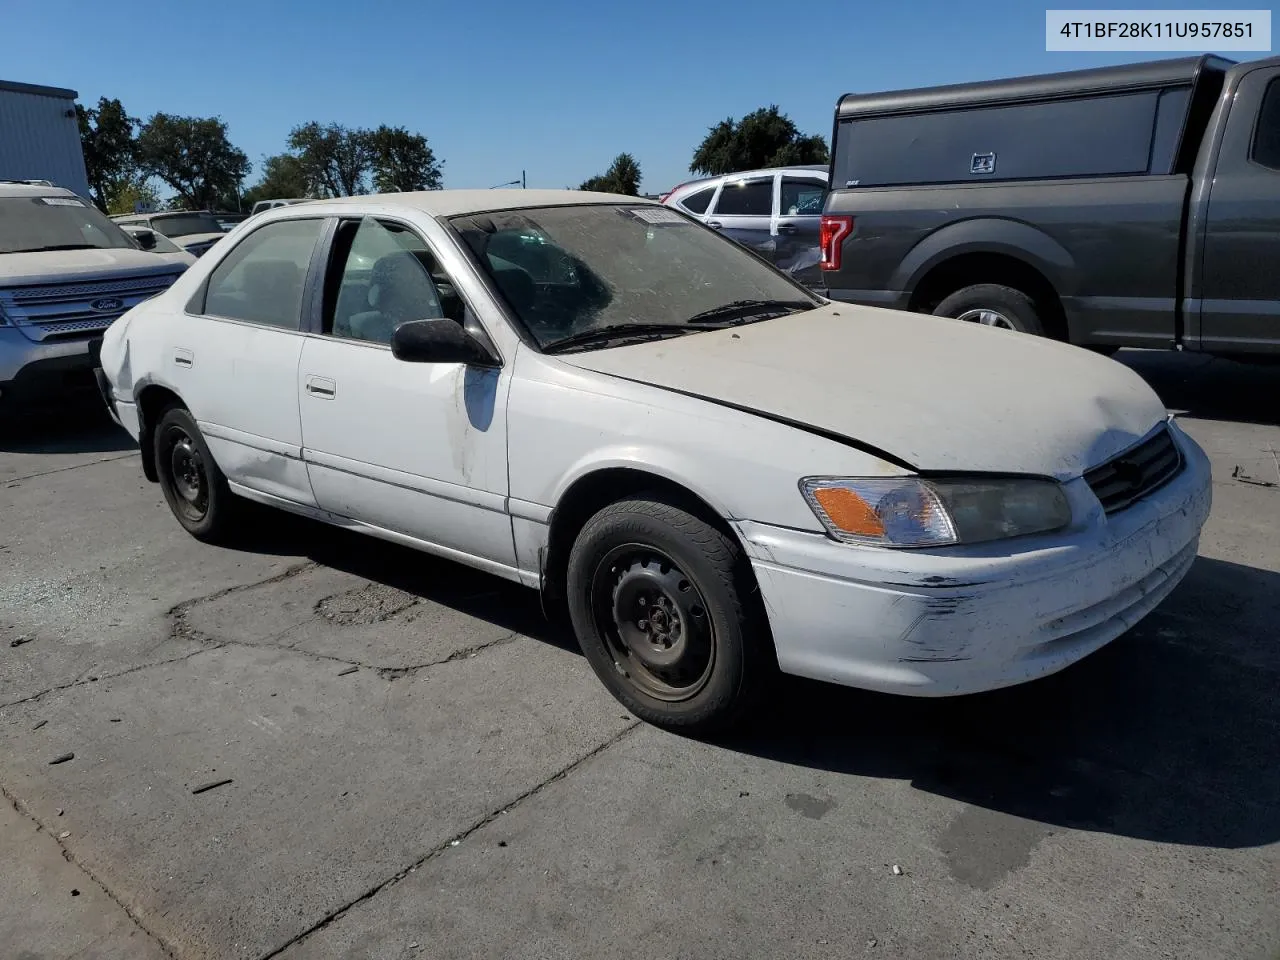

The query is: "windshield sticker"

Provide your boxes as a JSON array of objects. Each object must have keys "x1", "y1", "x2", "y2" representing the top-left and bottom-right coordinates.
[
  {"x1": 40, "y1": 197, "x2": 86, "y2": 206},
  {"x1": 627, "y1": 207, "x2": 686, "y2": 225}
]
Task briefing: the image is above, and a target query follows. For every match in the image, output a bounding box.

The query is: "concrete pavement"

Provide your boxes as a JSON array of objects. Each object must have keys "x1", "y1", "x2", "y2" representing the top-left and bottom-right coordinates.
[{"x1": 2, "y1": 352, "x2": 1278, "y2": 960}]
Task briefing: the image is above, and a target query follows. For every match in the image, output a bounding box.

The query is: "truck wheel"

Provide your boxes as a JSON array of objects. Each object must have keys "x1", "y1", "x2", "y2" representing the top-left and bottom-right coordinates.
[
  {"x1": 933, "y1": 284, "x2": 1045, "y2": 337},
  {"x1": 565, "y1": 494, "x2": 775, "y2": 734},
  {"x1": 154, "y1": 406, "x2": 238, "y2": 543}
]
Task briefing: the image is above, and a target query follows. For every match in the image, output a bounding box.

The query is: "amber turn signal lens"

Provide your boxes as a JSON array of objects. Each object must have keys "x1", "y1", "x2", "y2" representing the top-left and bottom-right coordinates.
[{"x1": 811, "y1": 486, "x2": 886, "y2": 537}]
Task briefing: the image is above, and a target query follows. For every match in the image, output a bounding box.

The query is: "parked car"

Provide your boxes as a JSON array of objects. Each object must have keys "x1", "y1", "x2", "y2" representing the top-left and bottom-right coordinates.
[
  {"x1": 119, "y1": 225, "x2": 197, "y2": 267},
  {"x1": 249, "y1": 198, "x2": 309, "y2": 216},
  {"x1": 111, "y1": 210, "x2": 227, "y2": 258},
  {"x1": 664, "y1": 165, "x2": 827, "y2": 287},
  {"x1": 214, "y1": 213, "x2": 249, "y2": 232},
  {"x1": 96, "y1": 190, "x2": 1211, "y2": 732},
  {"x1": 0, "y1": 183, "x2": 186, "y2": 416},
  {"x1": 821, "y1": 54, "x2": 1280, "y2": 360}
]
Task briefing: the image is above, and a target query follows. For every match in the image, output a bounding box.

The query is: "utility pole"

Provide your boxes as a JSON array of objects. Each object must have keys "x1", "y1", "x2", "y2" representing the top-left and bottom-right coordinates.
[{"x1": 522, "y1": 169, "x2": 526, "y2": 189}]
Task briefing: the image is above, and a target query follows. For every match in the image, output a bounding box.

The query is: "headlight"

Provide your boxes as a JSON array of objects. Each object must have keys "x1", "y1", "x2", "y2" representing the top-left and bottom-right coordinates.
[{"x1": 799, "y1": 476, "x2": 1071, "y2": 548}]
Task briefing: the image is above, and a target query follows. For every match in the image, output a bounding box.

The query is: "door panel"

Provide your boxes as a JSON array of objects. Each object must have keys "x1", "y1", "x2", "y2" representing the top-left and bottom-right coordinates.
[
  {"x1": 298, "y1": 338, "x2": 515, "y2": 565},
  {"x1": 170, "y1": 217, "x2": 326, "y2": 505},
  {"x1": 706, "y1": 175, "x2": 776, "y2": 258},
  {"x1": 774, "y1": 176, "x2": 827, "y2": 288},
  {"x1": 1199, "y1": 67, "x2": 1280, "y2": 354}
]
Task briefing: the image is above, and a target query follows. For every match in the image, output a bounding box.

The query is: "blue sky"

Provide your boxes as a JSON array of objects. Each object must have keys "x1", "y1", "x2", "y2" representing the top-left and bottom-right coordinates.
[{"x1": 4, "y1": 0, "x2": 1273, "y2": 196}]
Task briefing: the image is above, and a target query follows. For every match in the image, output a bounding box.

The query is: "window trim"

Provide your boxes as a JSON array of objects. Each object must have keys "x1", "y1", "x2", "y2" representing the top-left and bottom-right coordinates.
[
  {"x1": 184, "y1": 215, "x2": 329, "y2": 333},
  {"x1": 709, "y1": 175, "x2": 776, "y2": 218},
  {"x1": 311, "y1": 213, "x2": 505, "y2": 363},
  {"x1": 1248, "y1": 75, "x2": 1280, "y2": 173}
]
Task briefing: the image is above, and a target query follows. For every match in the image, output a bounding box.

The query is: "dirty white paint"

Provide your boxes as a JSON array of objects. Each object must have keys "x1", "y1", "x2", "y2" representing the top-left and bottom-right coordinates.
[{"x1": 100, "y1": 191, "x2": 1215, "y2": 700}]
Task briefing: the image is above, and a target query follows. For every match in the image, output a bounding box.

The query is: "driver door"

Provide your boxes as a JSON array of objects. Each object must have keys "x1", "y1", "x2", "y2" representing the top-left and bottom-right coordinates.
[{"x1": 297, "y1": 215, "x2": 517, "y2": 571}]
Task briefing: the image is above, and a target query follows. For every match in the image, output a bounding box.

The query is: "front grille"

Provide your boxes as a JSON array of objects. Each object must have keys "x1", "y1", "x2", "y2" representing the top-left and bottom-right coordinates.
[
  {"x1": 0, "y1": 273, "x2": 177, "y2": 342},
  {"x1": 1084, "y1": 424, "x2": 1183, "y2": 514}
]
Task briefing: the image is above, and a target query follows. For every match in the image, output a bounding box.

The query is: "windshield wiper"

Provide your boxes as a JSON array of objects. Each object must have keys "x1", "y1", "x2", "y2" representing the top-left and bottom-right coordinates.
[
  {"x1": 686, "y1": 298, "x2": 815, "y2": 325},
  {"x1": 542, "y1": 323, "x2": 696, "y2": 354},
  {"x1": 11, "y1": 243, "x2": 98, "y2": 253}
]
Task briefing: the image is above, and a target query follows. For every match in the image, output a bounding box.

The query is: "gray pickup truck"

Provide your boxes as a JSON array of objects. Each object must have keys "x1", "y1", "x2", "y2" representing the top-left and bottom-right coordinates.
[{"x1": 820, "y1": 54, "x2": 1280, "y2": 359}]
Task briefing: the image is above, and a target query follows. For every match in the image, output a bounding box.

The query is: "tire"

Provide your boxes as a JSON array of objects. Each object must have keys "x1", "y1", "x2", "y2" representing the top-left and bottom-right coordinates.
[
  {"x1": 565, "y1": 494, "x2": 775, "y2": 734},
  {"x1": 153, "y1": 405, "x2": 238, "y2": 543},
  {"x1": 933, "y1": 283, "x2": 1046, "y2": 337}
]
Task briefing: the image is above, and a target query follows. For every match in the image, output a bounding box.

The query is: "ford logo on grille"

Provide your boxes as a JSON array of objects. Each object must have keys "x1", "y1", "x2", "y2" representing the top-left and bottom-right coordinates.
[{"x1": 90, "y1": 297, "x2": 124, "y2": 312}]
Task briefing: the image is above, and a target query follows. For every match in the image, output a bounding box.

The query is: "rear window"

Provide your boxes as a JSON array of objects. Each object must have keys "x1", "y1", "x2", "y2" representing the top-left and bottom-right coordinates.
[
  {"x1": 833, "y1": 90, "x2": 1175, "y2": 187},
  {"x1": 152, "y1": 213, "x2": 224, "y2": 238}
]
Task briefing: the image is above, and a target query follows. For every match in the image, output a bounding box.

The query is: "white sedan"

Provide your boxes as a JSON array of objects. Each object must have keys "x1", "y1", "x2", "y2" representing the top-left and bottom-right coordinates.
[{"x1": 95, "y1": 190, "x2": 1212, "y2": 732}]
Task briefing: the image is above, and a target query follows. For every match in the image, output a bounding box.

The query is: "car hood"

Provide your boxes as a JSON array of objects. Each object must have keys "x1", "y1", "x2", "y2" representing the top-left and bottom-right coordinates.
[
  {"x1": 172, "y1": 231, "x2": 227, "y2": 248},
  {"x1": 0, "y1": 247, "x2": 184, "y2": 285},
  {"x1": 555, "y1": 303, "x2": 1168, "y2": 479}
]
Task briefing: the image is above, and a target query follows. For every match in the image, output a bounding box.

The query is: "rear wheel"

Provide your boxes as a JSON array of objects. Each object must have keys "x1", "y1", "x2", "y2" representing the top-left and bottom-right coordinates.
[
  {"x1": 933, "y1": 283, "x2": 1046, "y2": 337},
  {"x1": 154, "y1": 406, "x2": 237, "y2": 542},
  {"x1": 565, "y1": 494, "x2": 774, "y2": 734}
]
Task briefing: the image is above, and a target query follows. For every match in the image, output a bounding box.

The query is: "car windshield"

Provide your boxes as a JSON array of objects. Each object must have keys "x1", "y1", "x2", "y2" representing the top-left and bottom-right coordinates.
[
  {"x1": 0, "y1": 195, "x2": 136, "y2": 254},
  {"x1": 151, "y1": 213, "x2": 223, "y2": 238},
  {"x1": 450, "y1": 204, "x2": 821, "y2": 351}
]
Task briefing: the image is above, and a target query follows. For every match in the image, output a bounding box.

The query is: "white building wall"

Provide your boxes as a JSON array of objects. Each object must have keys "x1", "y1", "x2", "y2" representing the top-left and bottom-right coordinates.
[{"x1": 0, "y1": 80, "x2": 92, "y2": 200}]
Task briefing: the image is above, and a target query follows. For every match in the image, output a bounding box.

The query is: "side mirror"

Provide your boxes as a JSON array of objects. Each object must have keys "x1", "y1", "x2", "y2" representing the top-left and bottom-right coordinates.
[
  {"x1": 134, "y1": 229, "x2": 158, "y2": 250},
  {"x1": 391, "y1": 318, "x2": 499, "y2": 367}
]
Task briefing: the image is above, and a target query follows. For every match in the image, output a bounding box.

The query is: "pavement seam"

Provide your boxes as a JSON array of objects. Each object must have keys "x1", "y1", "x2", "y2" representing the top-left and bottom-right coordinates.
[
  {"x1": 0, "y1": 782, "x2": 178, "y2": 960},
  {"x1": 256, "y1": 720, "x2": 643, "y2": 960},
  {"x1": 0, "y1": 645, "x2": 222, "y2": 711},
  {"x1": 4, "y1": 451, "x2": 138, "y2": 485}
]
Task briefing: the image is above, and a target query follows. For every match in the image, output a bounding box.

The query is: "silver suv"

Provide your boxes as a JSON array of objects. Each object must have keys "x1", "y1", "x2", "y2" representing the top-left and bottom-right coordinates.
[
  {"x1": 663, "y1": 165, "x2": 828, "y2": 288},
  {"x1": 0, "y1": 184, "x2": 187, "y2": 415}
]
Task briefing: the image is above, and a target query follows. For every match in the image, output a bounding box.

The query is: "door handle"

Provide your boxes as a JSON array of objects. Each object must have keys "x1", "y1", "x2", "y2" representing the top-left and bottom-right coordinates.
[
  {"x1": 173, "y1": 348, "x2": 194, "y2": 368},
  {"x1": 305, "y1": 375, "x2": 336, "y2": 399},
  {"x1": 706, "y1": 220, "x2": 723, "y2": 230},
  {"x1": 777, "y1": 224, "x2": 799, "y2": 236}
]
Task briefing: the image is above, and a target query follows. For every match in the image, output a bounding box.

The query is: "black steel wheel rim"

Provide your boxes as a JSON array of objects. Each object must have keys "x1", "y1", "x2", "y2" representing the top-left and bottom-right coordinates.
[
  {"x1": 589, "y1": 544, "x2": 716, "y2": 702},
  {"x1": 164, "y1": 425, "x2": 208, "y2": 522}
]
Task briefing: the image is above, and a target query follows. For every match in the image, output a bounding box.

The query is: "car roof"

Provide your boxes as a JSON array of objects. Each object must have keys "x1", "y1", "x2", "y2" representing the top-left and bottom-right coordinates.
[
  {"x1": 668, "y1": 166, "x2": 829, "y2": 195},
  {"x1": 268, "y1": 189, "x2": 661, "y2": 219},
  {"x1": 0, "y1": 183, "x2": 80, "y2": 199}
]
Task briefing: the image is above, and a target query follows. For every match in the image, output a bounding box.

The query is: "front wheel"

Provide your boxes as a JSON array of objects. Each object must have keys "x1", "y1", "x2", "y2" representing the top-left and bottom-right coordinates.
[
  {"x1": 933, "y1": 283, "x2": 1046, "y2": 337},
  {"x1": 565, "y1": 495, "x2": 774, "y2": 734},
  {"x1": 154, "y1": 406, "x2": 238, "y2": 543}
]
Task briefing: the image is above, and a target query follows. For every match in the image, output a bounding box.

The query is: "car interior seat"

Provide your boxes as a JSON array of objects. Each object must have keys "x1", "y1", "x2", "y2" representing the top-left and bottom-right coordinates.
[{"x1": 347, "y1": 250, "x2": 444, "y2": 343}]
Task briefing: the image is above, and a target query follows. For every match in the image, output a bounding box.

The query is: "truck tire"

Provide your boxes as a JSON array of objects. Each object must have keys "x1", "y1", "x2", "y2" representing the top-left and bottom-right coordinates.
[{"x1": 933, "y1": 284, "x2": 1046, "y2": 337}]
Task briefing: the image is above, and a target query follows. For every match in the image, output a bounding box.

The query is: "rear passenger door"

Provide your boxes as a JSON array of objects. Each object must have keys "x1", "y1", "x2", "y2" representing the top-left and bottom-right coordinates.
[
  {"x1": 773, "y1": 175, "x2": 827, "y2": 287},
  {"x1": 1198, "y1": 67, "x2": 1280, "y2": 354},
  {"x1": 706, "y1": 174, "x2": 776, "y2": 258},
  {"x1": 171, "y1": 216, "x2": 325, "y2": 506}
]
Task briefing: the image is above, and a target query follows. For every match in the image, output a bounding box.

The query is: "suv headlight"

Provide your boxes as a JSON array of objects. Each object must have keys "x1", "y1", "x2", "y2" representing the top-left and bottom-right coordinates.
[{"x1": 799, "y1": 476, "x2": 1071, "y2": 548}]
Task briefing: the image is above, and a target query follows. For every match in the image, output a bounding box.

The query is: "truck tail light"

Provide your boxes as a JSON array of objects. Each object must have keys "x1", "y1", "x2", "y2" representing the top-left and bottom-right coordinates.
[{"x1": 820, "y1": 215, "x2": 854, "y2": 271}]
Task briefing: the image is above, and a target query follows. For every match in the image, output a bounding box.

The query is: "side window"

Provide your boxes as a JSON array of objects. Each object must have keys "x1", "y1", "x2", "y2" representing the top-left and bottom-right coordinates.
[
  {"x1": 780, "y1": 178, "x2": 827, "y2": 215},
  {"x1": 678, "y1": 186, "x2": 715, "y2": 214},
  {"x1": 324, "y1": 217, "x2": 458, "y2": 345},
  {"x1": 202, "y1": 218, "x2": 322, "y2": 329},
  {"x1": 1251, "y1": 78, "x2": 1280, "y2": 170},
  {"x1": 1149, "y1": 86, "x2": 1191, "y2": 174},
  {"x1": 712, "y1": 178, "x2": 773, "y2": 216}
]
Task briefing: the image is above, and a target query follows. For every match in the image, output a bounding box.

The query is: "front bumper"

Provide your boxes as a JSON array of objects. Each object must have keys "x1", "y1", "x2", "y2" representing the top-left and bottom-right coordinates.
[
  {"x1": 739, "y1": 422, "x2": 1212, "y2": 696},
  {"x1": 0, "y1": 329, "x2": 100, "y2": 405}
]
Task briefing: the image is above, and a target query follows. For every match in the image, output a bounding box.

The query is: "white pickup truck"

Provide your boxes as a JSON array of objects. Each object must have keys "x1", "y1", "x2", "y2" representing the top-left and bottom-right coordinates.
[{"x1": 0, "y1": 182, "x2": 189, "y2": 419}]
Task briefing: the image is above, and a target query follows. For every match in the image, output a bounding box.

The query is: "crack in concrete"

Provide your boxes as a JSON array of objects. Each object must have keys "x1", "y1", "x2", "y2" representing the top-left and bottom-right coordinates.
[
  {"x1": 0, "y1": 646, "x2": 221, "y2": 711},
  {"x1": 4, "y1": 451, "x2": 139, "y2": 486},
  {"x1": 256, "y1": 720, "x2": 642, "y2": 960},
  {"x1": 163, "y1": 561, "x2": 318, "y2": 621},
  {"x1": 377, "y1": 631, "x2": 524, "y2": 680},
  {"x1": 0, "y1": 781, "x2": 178, "y2": 960}
]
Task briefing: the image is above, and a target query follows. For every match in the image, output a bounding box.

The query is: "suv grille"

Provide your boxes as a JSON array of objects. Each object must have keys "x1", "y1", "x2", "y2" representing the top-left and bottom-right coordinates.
[
  {"x1": 1084, "y1": 424, "x2": 1183, "y2": 514},
  {"x1": 0, "y1": 273, "x2": 178, "y2": 342}
]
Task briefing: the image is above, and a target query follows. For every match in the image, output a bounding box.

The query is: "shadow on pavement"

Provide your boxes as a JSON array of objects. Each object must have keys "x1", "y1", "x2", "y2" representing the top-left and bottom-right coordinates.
[
  {"x1": 719, "y1": 555, "x2": 1280, "y2": 851},
  {"x1": 0, "y1": 396, "x2": 136, "y2": 454},
  {"x1": 1117, "y1": 349, "x2": 1280, "y2": 426}
]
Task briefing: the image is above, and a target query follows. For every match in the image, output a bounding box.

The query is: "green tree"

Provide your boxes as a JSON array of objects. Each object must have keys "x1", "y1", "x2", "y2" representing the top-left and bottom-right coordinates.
[
  {"x1": 136, "y1": 114, "x2": 250, "y2": 211},
  {"x1": 367, "y1": 125, "x2": 443, "y2": 192},
  {"x1": 690, "y1": 106, "x2": 828, "y2": 176},
  {"x1": 241, "y1": 153, "x2": 311, "y2": 208},
  {"x1": 288, "y1": 122, "x2": 371, "y2": 197},
  {"x1": 77, "y1": 97, "x2": 139, "y2": 212},
  {"x1": 579, "y1": 153, "x2": 642, "y2": 196},
  {"x1": 105, "y1": 179, "x2": 161, "y2": 216}
]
